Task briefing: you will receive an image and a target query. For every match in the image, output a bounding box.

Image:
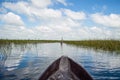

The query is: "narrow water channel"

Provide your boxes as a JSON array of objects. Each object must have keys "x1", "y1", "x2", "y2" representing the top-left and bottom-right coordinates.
[{"x1": 0, "y1": 43, "x2": 120, "y2": 80}]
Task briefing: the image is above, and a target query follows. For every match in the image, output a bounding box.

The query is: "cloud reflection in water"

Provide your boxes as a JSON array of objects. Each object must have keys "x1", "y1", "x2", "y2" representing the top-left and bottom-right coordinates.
[{"x1": 0, "y1": 43, "x2": 120, "y2": 80}]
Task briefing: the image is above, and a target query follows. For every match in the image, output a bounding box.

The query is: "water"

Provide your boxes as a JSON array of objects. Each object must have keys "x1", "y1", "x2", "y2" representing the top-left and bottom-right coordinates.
[{"x1": 0, "y1": 43, "x2": 120, "y2": 80}]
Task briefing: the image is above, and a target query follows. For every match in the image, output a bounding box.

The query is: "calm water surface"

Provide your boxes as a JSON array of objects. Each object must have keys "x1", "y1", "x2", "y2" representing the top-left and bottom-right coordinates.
[{"x1": 0, "y1": 43, "x2": 120, "y2": 80}]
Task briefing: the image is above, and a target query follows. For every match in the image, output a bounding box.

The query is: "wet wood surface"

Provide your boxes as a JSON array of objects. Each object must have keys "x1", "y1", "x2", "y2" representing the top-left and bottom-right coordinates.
[{"x1": 39, "y1": 56, "x2": 93, "y2": 80}]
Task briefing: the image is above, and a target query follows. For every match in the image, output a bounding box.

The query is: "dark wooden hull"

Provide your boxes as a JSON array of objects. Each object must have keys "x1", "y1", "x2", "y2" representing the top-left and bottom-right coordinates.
[{"x1": 39, "y1": 56, "x2": 93, "y2": 80}]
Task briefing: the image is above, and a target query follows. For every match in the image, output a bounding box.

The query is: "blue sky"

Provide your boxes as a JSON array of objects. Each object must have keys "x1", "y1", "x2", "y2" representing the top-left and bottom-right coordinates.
[
  {"x1": 0, "y1": 0, "x2": 120, "y2": 40},
  {"x1": 52, "y1": 0, "x2": 120, "y2": 14}
]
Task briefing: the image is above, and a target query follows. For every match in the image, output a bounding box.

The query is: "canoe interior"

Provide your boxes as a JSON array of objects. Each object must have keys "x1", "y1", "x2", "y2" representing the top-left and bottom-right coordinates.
[{"x1": 39, "y1": 56, "x2": 93, "y2": 80}]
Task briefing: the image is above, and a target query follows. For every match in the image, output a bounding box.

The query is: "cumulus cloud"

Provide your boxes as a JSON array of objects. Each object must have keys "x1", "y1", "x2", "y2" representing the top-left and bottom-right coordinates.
[
  {"x1": 64, "y1": 9, "x2": 86, "y2": 20},
  {"x1": 31, "y1": 0, "x2": 51, "y2": 8},
  {"x1": 0, "y1": 12, "x2": 24, "y2": 26},
  {"x1": 0, "y1": 24, "x2": 118, "y2": 40},
  {"x1": 0, "y1": 0, "x2": 120, "y2": 40},
  {"x1": 56, "y1": 0, "x2": 67, "y2": 6},
  {"x1": 32, "y1": 8, "x2": 62, "y2": 19},
  {"x1": 34, "y1": 26, "x2": 53, "y2": 33},
  {"x1": 2, "y1": 1, "x2": 62, "y2": 21},
  {"x1": 3, "y1": 2, "x2": 32, "y2": 17},
  {"x1": 77, "y1": 26, "x2": 118, "y2": 40},
  {"x1": 91, "y1": 13, "x2": 120, "y2": 27},
  {"x1": 0, "y1": 25, "x2": 35, "y2": 39}
]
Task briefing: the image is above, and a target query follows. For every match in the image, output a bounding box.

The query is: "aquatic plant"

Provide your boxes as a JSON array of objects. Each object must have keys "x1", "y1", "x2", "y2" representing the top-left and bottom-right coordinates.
[
  {"x1": 64, "y1": 40, "x2": 120, "y2": 52},
  {"x1": 0, "y1": 39, "x2": 120, "y2": 52},
  {"x1": 0, "y1": 39, "x2": 59, "y2": 44}
]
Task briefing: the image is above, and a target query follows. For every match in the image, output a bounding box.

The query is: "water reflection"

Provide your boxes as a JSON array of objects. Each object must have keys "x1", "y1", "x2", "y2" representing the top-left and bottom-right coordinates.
[{"x1": 0, "y1": 43, "x2": 120, "y2": 80}]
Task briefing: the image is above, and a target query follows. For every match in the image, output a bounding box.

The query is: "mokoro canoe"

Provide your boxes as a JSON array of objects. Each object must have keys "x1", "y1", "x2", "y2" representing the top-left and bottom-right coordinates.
[{"x1": 39, "y1": 56, "x2": 93, "y2": 80}]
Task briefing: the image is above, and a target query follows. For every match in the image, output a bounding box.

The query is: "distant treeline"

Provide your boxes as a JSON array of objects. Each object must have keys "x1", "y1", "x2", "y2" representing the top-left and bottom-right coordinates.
[{"x1": 64, "y1": 40, "x2": 120, "y2": 52}]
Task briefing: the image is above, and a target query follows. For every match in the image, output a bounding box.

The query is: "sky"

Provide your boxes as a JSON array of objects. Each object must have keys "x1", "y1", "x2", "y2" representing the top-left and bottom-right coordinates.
[{"x1": 0, "y1": 0, "x2": 120, "y2": 40}]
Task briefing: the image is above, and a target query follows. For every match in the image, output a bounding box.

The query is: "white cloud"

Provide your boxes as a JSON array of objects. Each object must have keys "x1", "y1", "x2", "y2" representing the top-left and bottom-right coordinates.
[
  {"x1": 64, "y1": 9, "x2": 86, "y2": 20},
  {"x1": 3, "y1": 2, "x2": 32, "y2": 16},
  {"x1": 90, "y1": 26, "x2": 103, "y2": 34},
  {"x1": 31, "y1": 0, "x2": 51, "y2": 8},
  {"x1": 0, "y1": 0, "x2": 120, "y2": 40},
  {"x1": 91, "y1": 13, "x2": 120, "y2": 27},
  {"x1": 3, "y1": 1, "x2": 62, "y2": 20},
  {"x1": 32, "y1": 8, "x2": 62, "y2": 19},
  {"x1": 76, "y1": 26, "x2": 118, "y2": 40},
  {"x1": 3, "y1": 0, "x2": 52, "y2": 10},
  {"x1": 0, "y1": 24, "x2": 119, "y2": 40},
  {"x1": 35, "y1": 26, "x2": 53, "y2": 33},
  {"x1": 56, "y1": 0, "x2": 67, "y2": 6},
  {"x1": 0, "y1": 12, "x2": 24, "y2": 26},
  {"x1": 0, "y1": 24, "x2": 35, "y2": 39}
]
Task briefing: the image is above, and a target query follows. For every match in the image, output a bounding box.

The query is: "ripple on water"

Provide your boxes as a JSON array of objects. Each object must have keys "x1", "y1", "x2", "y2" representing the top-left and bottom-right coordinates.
[{"x1": 0, "y1": 43, "x2": 120, "y2": 80}]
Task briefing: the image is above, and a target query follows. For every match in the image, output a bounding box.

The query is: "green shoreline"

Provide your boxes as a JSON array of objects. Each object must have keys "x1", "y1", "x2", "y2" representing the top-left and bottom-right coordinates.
[
  {"x1": 64, "y1": 40, "x2": 120, "y2": 52},
  {"x1": 0, "y1": 39, "x2": 59, "y2": 44},
  {"x1": 0, "y1": 39, "x2": 120, "y2": 52}
]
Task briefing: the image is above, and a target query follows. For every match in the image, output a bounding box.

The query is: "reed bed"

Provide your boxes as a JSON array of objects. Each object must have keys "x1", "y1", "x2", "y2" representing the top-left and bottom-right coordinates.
[
  {"x1": 0, "y1": 39, "x2": 59, "y2": 44},
  {"x1": 64, "y1": 40, "x2": 120, "y2": 52},
  {"x1": 0, "y1": 39, "x2": 120, "y2": 52}
]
